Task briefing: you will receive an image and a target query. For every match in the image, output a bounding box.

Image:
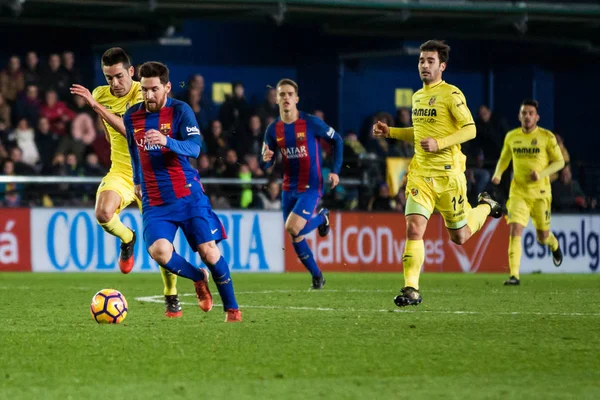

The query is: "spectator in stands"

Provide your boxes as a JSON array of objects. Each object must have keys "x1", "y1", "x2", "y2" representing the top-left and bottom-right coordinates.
[
  {"x1": 35, "y1": 116, "x2": 59, "y2": 171},
  {"x1": 84, "y1": 152, "x2": 105, "y2": 176},
  {"x1": 40, "y1": 89, "x2": 75, "y2": 136},
  {"x1": 395, "y1": 107, "x2": 411, "y2": 128},
  {"x1": 23, "y1": 51, "x2": 42, "y2": 87},
  {"x1": 256, "y1": 179, "x2": 282, "y2": 210},
  {"x1": 204, "y1": 119, "x2": 229, "y2": 158},
  {"x1": 184, "y1": 87, "x2": 210, "y2": 133},
  {"x1": 42, "y1": 53, "x2": 69, "y2": 99},
  {"x1": 472, "y1": 105, "x2": 507, "y2": 163},
  {"x1": 219, "y1": 81, "x2": 250, "y2": 132},
  {"x1": 552, "y1": 165, "x2": 590, "y2": 212},
  {"x1": 312, "y1": 109, "x2": 325, "y2": 121},
  {"x1": 0, "y1": 160, "x2": 22, "y2": 207},
  {"x1": 12, "y1": 118, "x2": 39, "y2": 169},
  {"x1": 56, "y1": 112, "x2": 94, "y2": 163},
  {"x1": 368, "y1": 182, "x2": 394, "y2": 211},
  {"x1": 15, "y1": 84, "x2": 42, "y2": 126},
  {"x1": 196, "y1": 153, "x2": 216, "y2": 178},
  {"x1": 72, "y1": 94, "x2": 96, "y2": 120},
  {"x1": 89, "y1": 115, "x2": 111, "y2": 168},
  {"x1": 62, "y1": 51, "x2": 81, "y2": 90},
  {"x1": 237, "y1": 114, "x2": 263, "y2": 158},
  {"x1": 394, "y1": 108, "x2": 415, "y2": 157},
  {"x1": 342, "y1": 130, "x2": 365, "y2": 178},
  {"x1": 254, "y1": 88, "x2": 279, "y2": 126},
  {"x1": 8, "y1": 146, "x2": 35, "y2": 175},
  {"x1": 0, "y1": 93, "x2": 11, "y2": 129},
  {"x1": 0, "y1": 56, "x2": 25, "y2": 105}
]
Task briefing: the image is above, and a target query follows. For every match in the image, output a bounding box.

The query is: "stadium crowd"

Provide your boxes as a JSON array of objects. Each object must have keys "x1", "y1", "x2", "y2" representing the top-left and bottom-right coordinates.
[{"x1": 0, "y1": 51, "x2": 596, "y2": 213}]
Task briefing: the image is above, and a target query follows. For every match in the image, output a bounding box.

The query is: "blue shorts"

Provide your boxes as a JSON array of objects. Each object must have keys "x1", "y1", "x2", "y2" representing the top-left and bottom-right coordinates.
[
  {"x1": 142, "y1": 193, "x2": 226, "y2": 251},
  {"x1": 282, "y1": 190, "x2": 321, "y2": 221}
]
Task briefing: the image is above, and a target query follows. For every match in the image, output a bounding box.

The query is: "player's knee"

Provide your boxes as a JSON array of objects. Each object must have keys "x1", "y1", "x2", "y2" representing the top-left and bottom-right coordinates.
[
  {"x1": 449, "y1": 230, "x2": 469, "y2": 245},
  {"x1": 95, "y1": 207, "x2": 114, "y2": 224},
  {"x1": 198, "y1": 242, "x2": 220, "y2": 265},
  {"x1": 406, "y1": 221, "x2": 425, "y2": 240},
  {"x1": 148, "y1": 240, "x2": 173, "y2": 266},
  {"x1": 285, "y1": 222, "x2": 301, "y2": 238}
]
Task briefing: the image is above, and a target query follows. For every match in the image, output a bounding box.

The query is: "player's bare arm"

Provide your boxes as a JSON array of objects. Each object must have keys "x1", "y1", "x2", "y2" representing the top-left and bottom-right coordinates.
[{"x1": 70, "y1": 84, "x2": 127, "y2": 137}]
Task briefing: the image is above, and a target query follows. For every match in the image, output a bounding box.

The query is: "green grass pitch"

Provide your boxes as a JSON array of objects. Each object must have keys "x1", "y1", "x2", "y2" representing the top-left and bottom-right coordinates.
[{"x1": 1, "y1": 272, "x2": 599, "y2": 399}]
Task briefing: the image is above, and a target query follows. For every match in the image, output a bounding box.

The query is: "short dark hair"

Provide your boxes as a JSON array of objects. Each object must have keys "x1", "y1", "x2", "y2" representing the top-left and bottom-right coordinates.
[
  {"x1": 521, "y1": 99, "x2": 539, "y2": 111},
  {"x1": 138, "y1": 61, "x2": 169, "y2": 85},
  {"x1": 419, "y1": 40, "x2": 451, "y2": 64},
  {"x1": 276, "y1": 78, "x2": 298, "y2": 94},
  {"x1": 101, "y1": 47, "x2": 131, "y2": 68}
]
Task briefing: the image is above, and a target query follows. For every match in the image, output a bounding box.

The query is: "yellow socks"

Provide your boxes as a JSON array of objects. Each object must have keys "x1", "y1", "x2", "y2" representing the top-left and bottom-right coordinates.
[
  {"x1": 160, "y1": 266, "x2": 178, "y2": 296},
  {"x1": 508, "y1": 235, "x2": 522, "y2": 279},
  {"x1": 98, "y1": 213, "x2": 134, "y2": 243},
  {"x1": 403, "y1": 240, "x2": 424, "y2": 290},
  {"x1": 539, "y1": 233, "x2": 559, "y2": 252},
  {"x1": 466, "y1": 204, "x2": 490, "y2": 235}
]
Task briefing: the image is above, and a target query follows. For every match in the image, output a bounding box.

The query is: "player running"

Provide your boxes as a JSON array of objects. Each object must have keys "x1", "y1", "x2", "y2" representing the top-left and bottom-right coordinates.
[
  {"x1": 373, "y1": 39, "x2": 503, "y2": 307},
  {"x1": 261, "y1": 79, "x2": 343, "y2": 290},
  {"x1": 124, "y1": 61, "x2": 241, "y2": 323},
  {"x1": 492, "y1": 99, "x2": 564, "y2": 285},
  {"x1": 70, "y1": 48, "x2": 181, "y2": 318}
]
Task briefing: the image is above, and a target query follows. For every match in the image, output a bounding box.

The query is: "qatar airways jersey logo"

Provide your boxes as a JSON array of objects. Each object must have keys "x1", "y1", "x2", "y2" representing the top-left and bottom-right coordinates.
[
  {"x1": 280, "y1": 145, "x2": 307, "y2": 159},
  {"x1": 136, "y1": 138, "x2": 163, "y2": 151}
]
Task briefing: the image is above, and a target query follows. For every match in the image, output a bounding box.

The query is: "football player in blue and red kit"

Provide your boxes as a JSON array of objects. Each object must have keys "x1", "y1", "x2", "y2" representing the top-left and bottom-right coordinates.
[
  {"x1": 261, "y1": 79, "x2": 344, "y2": 290},
  {"x1": 124, "y1": 61, "x2": 241, "y2": 322}
]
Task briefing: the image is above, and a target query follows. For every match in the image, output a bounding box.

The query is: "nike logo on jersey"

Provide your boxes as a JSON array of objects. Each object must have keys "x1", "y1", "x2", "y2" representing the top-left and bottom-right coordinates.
[
  {"x1": 302, "y1": 210, "x2": 310, "y2": 215},
  {"x1": 276, "y1": 137, "x2": 284, "y2": 142},
  {"x1": 134, "y1": 128, "x2": 144, "y2": 133},
  {"x1": 211, "y1": 229, "x2": 218, "y2": 234}
]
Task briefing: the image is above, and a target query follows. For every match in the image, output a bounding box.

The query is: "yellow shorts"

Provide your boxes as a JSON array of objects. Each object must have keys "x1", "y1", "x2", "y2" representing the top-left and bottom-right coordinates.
[
  {"x1": 97, "y1": 172, "x2": 141, "y2": 214},
  {"x1": 506, "y1": 195, "x2": 551, "y2": 231},
  {"x1": 405, "y1": 173, "x2": 470, "y2": 229}
]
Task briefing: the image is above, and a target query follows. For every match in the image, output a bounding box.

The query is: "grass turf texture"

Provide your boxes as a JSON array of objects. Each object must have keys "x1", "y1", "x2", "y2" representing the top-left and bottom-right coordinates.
[{"x1": 1, "y1": 273, "x2": 599, "y2": 400}]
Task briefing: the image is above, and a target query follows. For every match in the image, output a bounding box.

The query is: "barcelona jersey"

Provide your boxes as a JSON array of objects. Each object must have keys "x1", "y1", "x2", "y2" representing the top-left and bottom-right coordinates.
[
  {"x1": 123, "y1": 97, "x2": 205, "y2": 213},
  {"x1": 262, "y1": 112, "x2": 343, "y2": 194}
]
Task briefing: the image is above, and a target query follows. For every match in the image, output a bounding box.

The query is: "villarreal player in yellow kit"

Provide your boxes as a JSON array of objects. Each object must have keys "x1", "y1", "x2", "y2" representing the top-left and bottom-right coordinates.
[
  {"x1": 373, "y1": 40, "x2": 503, "y2": 307},
  {"x1": 70, "y1": 48, "x2": 181, "y2": 317},
  {"x1": 492, "y1": 100, "x2": 565, "y2": 285}
]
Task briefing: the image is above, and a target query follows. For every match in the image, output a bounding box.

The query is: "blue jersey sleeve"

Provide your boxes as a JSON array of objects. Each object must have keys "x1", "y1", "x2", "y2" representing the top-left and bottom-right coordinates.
[
  {"x1": 165, "y1": 103, "x2": 202, "y2": 158},
  {"x1": 260, "y1": 122, "x2": 277, "y2": 170},
  {"x1": 310, "y1": 116, "x2": 343, "y2": 175},
  {"x1": 124, "y1": 111, "x2": 142, "y2": 185}
]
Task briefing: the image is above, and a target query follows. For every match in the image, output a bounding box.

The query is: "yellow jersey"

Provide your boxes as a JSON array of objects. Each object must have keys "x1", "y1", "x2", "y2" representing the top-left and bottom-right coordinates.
[
  {"x1": 409, "y1": 80, "x2": 474, "y2": 177},
  {"x1": 92, "y1": 81, "x2": 144, "y2": 179},
  {"x1": 495, "y1": 126, "x2": 564, "y2": 199}
]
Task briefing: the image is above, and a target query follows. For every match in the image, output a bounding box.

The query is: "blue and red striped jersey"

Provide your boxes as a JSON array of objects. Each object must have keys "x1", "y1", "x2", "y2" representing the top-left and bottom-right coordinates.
[
  {"x1": 124, "y1": 97, "x2": 203, "y2": 209},
  {"x1": 262, "y1": 112, "x2": 343, "y2": 194}
]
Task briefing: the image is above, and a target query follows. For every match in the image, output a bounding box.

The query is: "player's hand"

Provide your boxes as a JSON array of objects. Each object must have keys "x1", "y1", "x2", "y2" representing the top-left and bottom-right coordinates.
[
  {"x1": 134, "y1": 184, "x2": 142, "y2": 200},
  {"x1": 262, "y1": 144, "x2": 274, "y2": 162},
  {"x1": 530, "y1": 170, "x2": 540, "y2": 182},
  {"x1": 420, "y1": 137, "x2": 439, "y2": 152},
  {"x1": 70, "y1": 84, "x2": 97, "y2": 109},
  {"x1": 328, "y1": 173, "x2": 339, "y2": 189},
  {"x1": 145, "y1": 129, "x2": 167, "y2": 147},
  {"x1": 491, "y1": 176, "x2": 501, "y2": 185},
  {"x1": 372, "y1": 121, "x2": 390, "y2": 138}
]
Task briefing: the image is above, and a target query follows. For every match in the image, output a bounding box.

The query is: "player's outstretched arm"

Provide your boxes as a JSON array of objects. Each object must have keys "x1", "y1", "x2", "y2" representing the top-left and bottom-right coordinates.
[
  {"x1": 492, "y1": 135, "x2": 513, "y2": 184},
  {"x1": 373, "y1": 121, "x2": 414, "y2": 142},
  {"x1": 70, "y1": 84, "x2": 127, "y2": 137}
]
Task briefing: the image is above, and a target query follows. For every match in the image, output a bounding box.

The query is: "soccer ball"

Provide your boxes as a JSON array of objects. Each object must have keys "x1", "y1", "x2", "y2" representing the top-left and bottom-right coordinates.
[{"x1": 90, "y1": 289, "x2": 128, "y2": 324}]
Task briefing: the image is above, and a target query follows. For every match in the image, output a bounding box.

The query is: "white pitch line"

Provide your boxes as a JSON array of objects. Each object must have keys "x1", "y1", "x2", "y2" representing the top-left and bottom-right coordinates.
[{"x1": 134, "y1": 293, "x2": 600, "y2": 317}]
